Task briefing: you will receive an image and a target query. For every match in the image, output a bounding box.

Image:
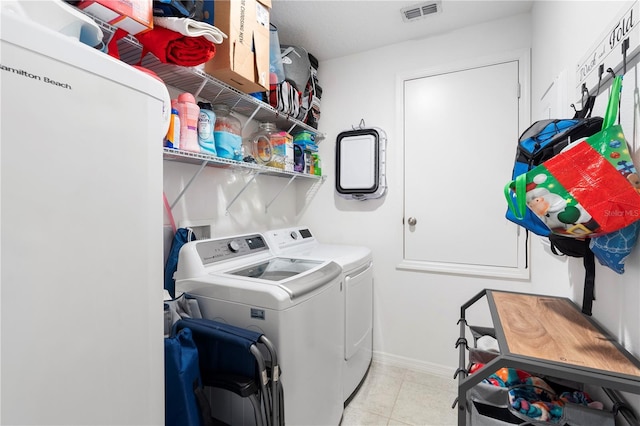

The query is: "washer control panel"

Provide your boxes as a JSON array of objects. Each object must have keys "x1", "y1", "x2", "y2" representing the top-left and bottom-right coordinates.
[
  {"x1": 195, "y1": 234, "x2": 268, "y2": 265},
  {"x1": 266, "y1": 227, "x2": 315, "y2": 250}
]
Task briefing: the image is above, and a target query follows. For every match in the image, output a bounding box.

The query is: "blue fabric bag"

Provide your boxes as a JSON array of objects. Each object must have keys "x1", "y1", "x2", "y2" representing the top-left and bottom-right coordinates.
[
  {"x1": 174, "y1": 318, "x2": 262, "y2": 380},
  {"x1": 590, "y1": 221, "x2": 640, "y2": 274},
  {"x1": 164, "y1": 228, "x2": 197, "y2": 298},
  {"x1": 165, "y1": 328, "x2": 205, "y2": 426}
]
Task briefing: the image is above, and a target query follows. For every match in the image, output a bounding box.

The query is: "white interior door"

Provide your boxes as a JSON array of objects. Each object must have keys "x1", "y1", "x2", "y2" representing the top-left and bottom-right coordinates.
[{"x1": 401, "y1": 55, "x2": 528, "y2": 278}]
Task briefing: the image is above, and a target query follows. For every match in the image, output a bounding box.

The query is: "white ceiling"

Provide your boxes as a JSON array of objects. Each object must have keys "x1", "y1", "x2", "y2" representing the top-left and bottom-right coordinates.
[{"x1": 270, "y1": 0, "x2": 533, "y2": 61}]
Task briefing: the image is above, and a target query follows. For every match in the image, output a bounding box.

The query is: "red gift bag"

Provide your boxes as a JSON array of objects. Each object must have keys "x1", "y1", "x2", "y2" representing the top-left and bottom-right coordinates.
[{"x1": 505, "y1": 75, "x2": 640, "y2": 238}]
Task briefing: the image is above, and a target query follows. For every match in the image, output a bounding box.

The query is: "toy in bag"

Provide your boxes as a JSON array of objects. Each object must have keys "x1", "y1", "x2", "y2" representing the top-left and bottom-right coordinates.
[{"x1": 505, "y1": 75, "x2": 640, "y2": 239}]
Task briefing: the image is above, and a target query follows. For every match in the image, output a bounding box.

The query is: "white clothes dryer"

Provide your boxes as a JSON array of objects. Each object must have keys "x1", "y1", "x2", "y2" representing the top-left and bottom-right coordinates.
[
  {"x1": 174, "y1": 233, "x2": 344, "y2": 426},
  {"x1": 263, "y1": 226, "x2": 373, "y2": 403}
]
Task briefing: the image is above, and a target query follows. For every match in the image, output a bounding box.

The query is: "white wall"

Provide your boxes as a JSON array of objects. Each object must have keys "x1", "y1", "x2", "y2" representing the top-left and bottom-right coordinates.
[
  {"x1": 531, "y1": 0, "x2": 640, "y2": 412},
  {"x1": 299, "y1": 13, "x2": 546, "y2": 374},
  {"x1": 300, "y1": 1, "x2": 638, "y2": 387}
]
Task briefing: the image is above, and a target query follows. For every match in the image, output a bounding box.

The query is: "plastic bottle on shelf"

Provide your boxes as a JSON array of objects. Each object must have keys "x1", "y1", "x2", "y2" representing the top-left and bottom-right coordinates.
[
  {"x1": 197, "y1": 102, "x2": 216, "y2": 155},
  {"x1": 175, "y1": 92, "x2": 200, "y2": 153},
  {"x1": 213, "y1": 104, "x2": 242, "y2": 160},
  {"x1": 164, "y1": 108, "x2": 180, "y2": 149},
  {"x1": 312, "y1": 152, "x2": 322, "y2": 176}
]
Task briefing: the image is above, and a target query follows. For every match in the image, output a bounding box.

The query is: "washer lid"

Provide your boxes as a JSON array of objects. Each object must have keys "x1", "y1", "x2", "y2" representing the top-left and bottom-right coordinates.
[
  {"x1": 228, "y1": 257, "x2": 323, "y2": 281},
  {"x1": 292, "y1": 244, "x2": 372, "y2": 271},
  {"x1": 227, "y1": 258, "x2": 341, "y2": 299}
]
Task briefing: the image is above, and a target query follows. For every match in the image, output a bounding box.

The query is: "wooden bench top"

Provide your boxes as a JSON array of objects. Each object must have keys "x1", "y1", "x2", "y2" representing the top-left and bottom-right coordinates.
[{"x1": 490, "y1": 291, "x2": 640, "y2": 377}]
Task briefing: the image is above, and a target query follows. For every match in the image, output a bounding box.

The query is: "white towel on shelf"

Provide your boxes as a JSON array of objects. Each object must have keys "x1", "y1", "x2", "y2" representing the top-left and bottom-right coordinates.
[
  {"x1": 476, "y1": 335, "x2": 500, "y2": 353},
  {"x1": 153, "y1": 17, "x2": 227, "y2": 44}
]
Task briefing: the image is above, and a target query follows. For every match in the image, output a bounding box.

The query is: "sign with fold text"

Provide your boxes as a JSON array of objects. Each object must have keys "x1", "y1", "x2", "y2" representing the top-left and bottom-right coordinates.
[{"x1": 576, "y1": 1, "x2": 639, "y2": 101}]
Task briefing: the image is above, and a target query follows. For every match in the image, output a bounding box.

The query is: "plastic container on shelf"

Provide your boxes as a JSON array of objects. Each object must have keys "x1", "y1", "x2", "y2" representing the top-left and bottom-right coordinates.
[
  {"x1": 269, "y1": 24, "x2": 285, "y2": 84},
  {"x1": 248, "y1": 122, "x2": 276, "y2": 165},
  {"x1": 293, "y1": 131, "x2": 319, "y2": 174},
  {"x1": 312, "y1": 152, "x2": 322, "y2": 176},
  {"x1": 197, "y1": 102, "x2": 216, "y2": 155},
  {"x1": 213, "y1": 104, "x2": 242, "y2": 160},
  {"x1": 268, "y1": 131, "x2": 293, "y2": 171},
  {"x1": 293, "y1": 144, "x2": 304, "y2": 172},
  {"x1": 293, "y1": 130, "x2": 315, "y2": 145},
  {"x1": 175, "y1": 92, "x2": 200, "y2": 152}
]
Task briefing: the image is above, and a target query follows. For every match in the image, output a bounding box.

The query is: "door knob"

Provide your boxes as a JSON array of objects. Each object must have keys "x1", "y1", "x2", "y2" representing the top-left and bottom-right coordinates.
[{"x1": 407, "y1": 217, "x2": 417, "y2": 226}]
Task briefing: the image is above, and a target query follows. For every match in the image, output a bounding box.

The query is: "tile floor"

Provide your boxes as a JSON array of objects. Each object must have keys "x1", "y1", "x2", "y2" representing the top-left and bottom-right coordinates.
[{"x1": 341, "y1": 361, "x2": 459, "y2": 426}]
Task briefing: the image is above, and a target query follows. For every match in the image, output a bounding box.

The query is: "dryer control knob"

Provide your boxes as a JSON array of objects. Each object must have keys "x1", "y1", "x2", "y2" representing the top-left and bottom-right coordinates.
[
  {"x1": 228, "y1": 240, "x2": 241, "y2": 252},
  {"x1": 290, "y1": 231, "x2": 298, "y2": 240}
]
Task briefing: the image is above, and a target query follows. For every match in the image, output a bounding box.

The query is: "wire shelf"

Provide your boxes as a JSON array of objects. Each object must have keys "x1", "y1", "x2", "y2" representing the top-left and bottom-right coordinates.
[
  {"x1": 163, "y1": 148, "x2": 323, "y2": 180},
  {"x1": 81, "y1": 10, "x2": 327, "y2": 211},
  {"x1": 91, "y1": 14, "x2": 325, "y2": 139}
]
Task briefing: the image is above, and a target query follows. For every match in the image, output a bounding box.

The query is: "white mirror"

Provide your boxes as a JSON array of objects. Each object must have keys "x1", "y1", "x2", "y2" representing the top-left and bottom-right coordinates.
[{"x1": 336, "y1": 128, "x2": 387, "y2": 200}]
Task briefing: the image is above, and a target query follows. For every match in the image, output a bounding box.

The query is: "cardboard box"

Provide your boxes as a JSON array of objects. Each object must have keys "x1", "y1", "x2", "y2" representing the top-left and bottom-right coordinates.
[
  {"x1": 205, "y1": 0, "x2": 271, "y2": 94},
  {"x1": 78, "y1": 0, "x2": 153, "y2": 35}
]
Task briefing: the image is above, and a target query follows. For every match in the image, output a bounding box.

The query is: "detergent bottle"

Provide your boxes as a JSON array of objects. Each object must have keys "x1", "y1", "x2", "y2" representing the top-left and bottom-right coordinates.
[
  {"x1": 175, "y1": 92, "x2": 200, "y2": 152},
  {"x1": 164, "y1": 108, "x2": 180, "y2": 149},
  {"x1": 197, "y1": 102, "x2": 216, "y2": 155}
]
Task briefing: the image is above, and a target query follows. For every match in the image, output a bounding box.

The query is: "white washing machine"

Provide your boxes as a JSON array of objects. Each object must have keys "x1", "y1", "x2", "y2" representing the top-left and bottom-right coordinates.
[
  {"x1": 174, "y1": 233, "x2": 344, "y2": 426},
  {"x1": 264, "y1": 226, "x2": 373, "y2": 403}
]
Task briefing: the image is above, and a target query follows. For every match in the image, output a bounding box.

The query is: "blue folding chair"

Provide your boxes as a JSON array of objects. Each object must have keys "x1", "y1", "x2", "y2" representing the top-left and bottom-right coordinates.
[{"x1": 173, "y1": 318, "x2": 282, "y2": 426}]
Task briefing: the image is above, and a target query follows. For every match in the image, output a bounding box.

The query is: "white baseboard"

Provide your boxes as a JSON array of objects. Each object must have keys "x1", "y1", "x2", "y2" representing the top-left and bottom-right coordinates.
[{"x1": 372, "y1": 350, "x2": 456, "y2": 379}]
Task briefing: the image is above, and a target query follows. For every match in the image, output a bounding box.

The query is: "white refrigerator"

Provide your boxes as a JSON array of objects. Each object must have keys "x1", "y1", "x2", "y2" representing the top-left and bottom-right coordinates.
[{"x1": 1, "y1": 2, "x2": 170, "y2": 424}]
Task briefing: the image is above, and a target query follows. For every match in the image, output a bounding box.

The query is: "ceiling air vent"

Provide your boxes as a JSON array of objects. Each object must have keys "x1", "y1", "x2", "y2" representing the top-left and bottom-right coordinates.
[{"x1": 401, "y1": 1, "x2": 442, "y2": 22}]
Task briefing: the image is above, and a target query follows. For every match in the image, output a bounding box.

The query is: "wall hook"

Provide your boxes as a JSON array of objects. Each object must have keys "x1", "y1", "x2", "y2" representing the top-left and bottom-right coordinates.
[
  {"x1": 352, "y1": 118, "x2": 366, "y2": 130},
  {"x1": 593, "y1": 64, "x2": 605, "y2": 98},
  {"x1": 581, "y1": 83, "x2": 589, "y2": 101},
  {"x1": 574, "y1": 82, "x2": 595, "y2": 119},
  {"x1": 622, "y1": 38, "x2": 629, "y2": 75}
]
